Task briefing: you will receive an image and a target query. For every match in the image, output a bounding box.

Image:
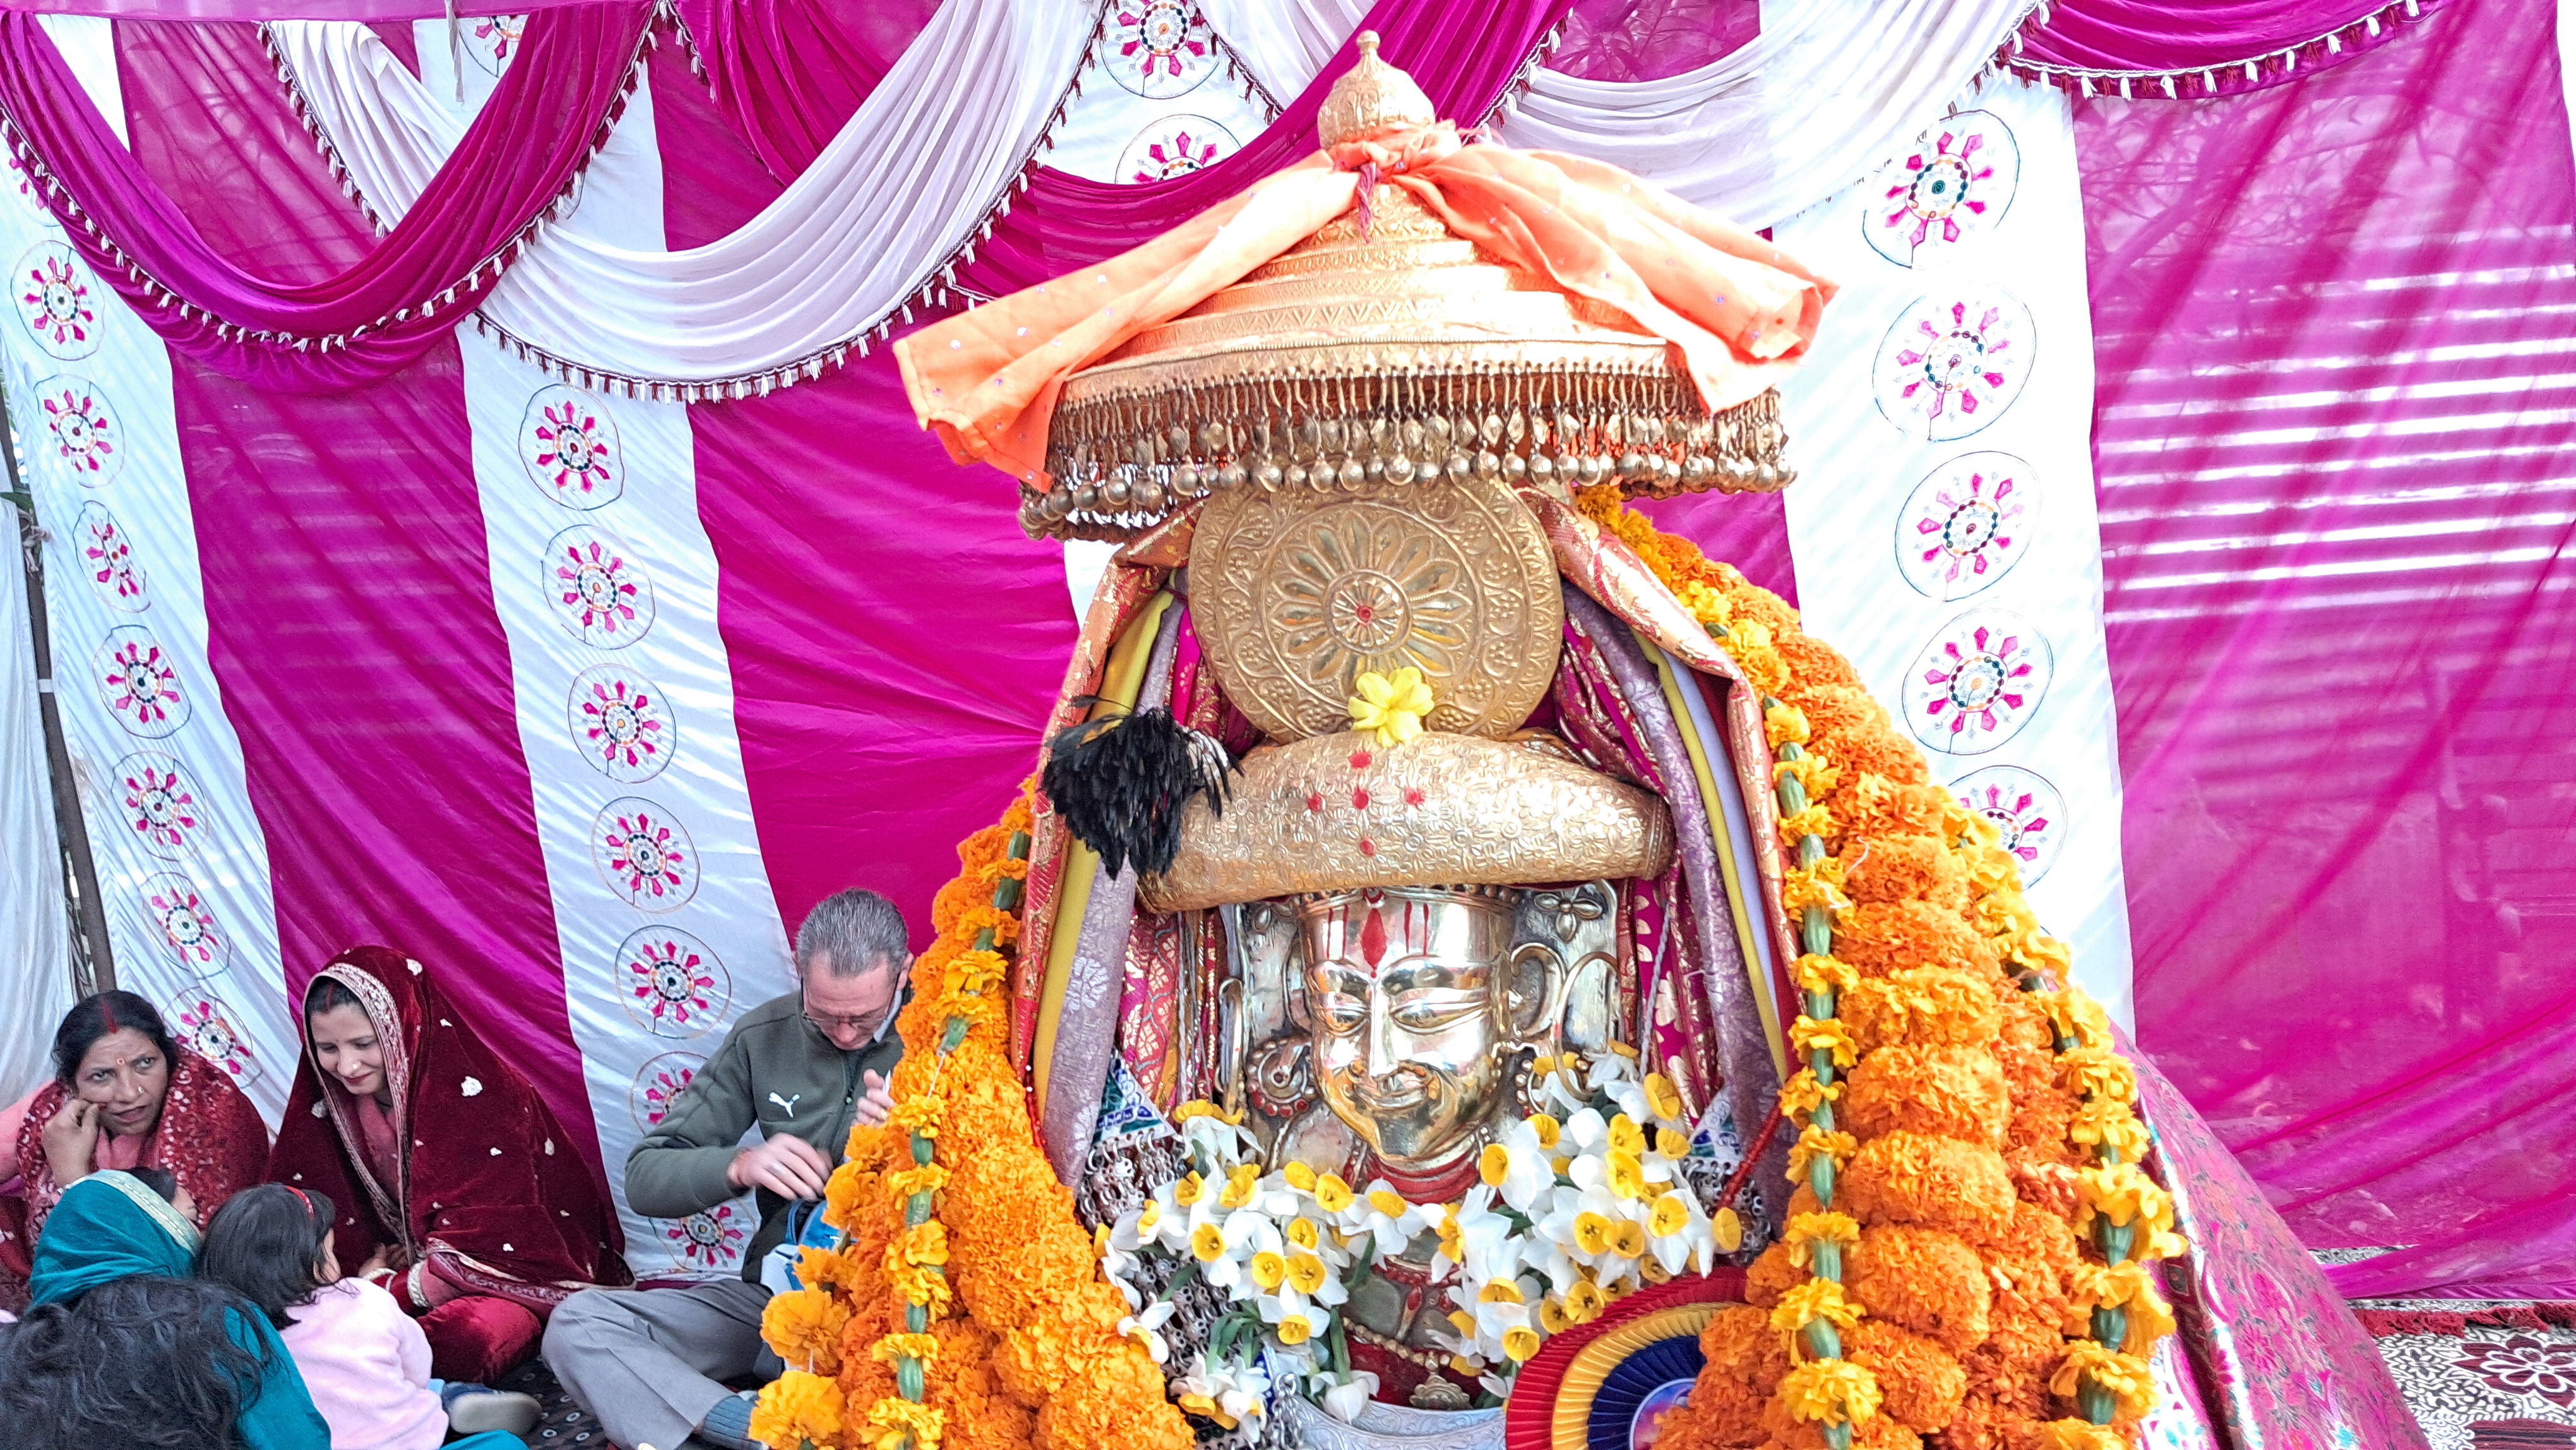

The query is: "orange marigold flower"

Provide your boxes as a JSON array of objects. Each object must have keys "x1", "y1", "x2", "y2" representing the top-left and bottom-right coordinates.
[
  {"x1": 2055, "y1": 1047, "x2": 2140, "y2": 1106},
  {"x1": 1777, "y1": 1357, "x2": 1883, "y2": 1427},
  {"x1": 2048, "y1": 1340, "x2": 2155, "y2": 1420},
  {"x1": 763, "y1": 1287, "x2": 852, "y2": 1374},
  {"x1": 749, "y1": 1369, "x2": 845, "y2": 1450},
  {"x1": 861, "y1": 1394, "x2": 946, "y2": 1450}
]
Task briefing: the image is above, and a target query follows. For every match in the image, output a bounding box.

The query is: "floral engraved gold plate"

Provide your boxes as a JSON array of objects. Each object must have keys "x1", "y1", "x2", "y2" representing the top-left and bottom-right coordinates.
[
  {"x1": 1193, "y1": 472, "x2": 1562, "y2": 743},
  {"x1": 1138, "y1": 730, "x2": 1675, "y2": 913}
]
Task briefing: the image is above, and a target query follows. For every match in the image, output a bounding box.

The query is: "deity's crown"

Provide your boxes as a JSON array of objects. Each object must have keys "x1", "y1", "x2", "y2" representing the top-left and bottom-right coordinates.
[{"x1": 1317, "y1": 32, "x2": 1437, "y2": 149}]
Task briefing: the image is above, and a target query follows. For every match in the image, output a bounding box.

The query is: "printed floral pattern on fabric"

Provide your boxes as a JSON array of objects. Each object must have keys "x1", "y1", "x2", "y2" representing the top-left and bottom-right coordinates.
[
  {"x1": 628, "y1": 1051, "x2": 705, "y2": 1130},
  {"x1": 16, "y1": 241, "x2": 97, "y2": 359},
  {"x1": 1894, "y1": 452, "x2": 2038, "y2": 601},
  {"x1": 469, "y1": 13, "x2": 524, "y2": 74},
  {"x1": 544, "y1": 524, "x2": 655, "y2": 647},
  {"x1": 662, "y1": 1200, "x2": 746, "y2": 1273},
  {"x1": 172, "y1": 993, "x2": 262, "y2": 1088},
  {"x1": 1107, "y1": 0, "x2": 1215, "y2": 99},
  {"x1": 142, "y1": 872, "x2": 230, "y2": 974},
  {"x1": 593, "y1": 796, "x2": 697, "y2": 909},
  {"x1": 36, "y1": 376, "x2": 118, "y2": 484},
  {"x1": 1902, "y1": 608, "x2": 2052, "y2": 754},
  {"x1": 567, "y1": 664, "x2": 676, "y2": 782},
  {"x1": 114, "y1": 752, "x2": 203, "y2": 860},
  {"x1": 2454, "y1": 1338, "x2": 2576, "y2": 1410},
  {"x1": 1950, "y1": 764, "x2": 2066, "y2": 884},
  {"x1": 6, "y1": 149, "x2": 56, "y2": 228},
  {"x1": 615, "y1": 926, "x2": 730, "y2": 1039},
  {"x1": 1873, "y1": 291, "x2": 2036, "y2": 441},
  {"x1": 93, "y1": 625, "x2": 189, "y2": 738},
  {"x1": 1865, "y1": 110, "x2": 2021, "y2": 268},
  {"x1": 520, "y1": 384, "x2": 624, "y2": 508},
  {"x1": 1118, "y1": 117, "x2": 1241, "y2": 183},
  {"x1": 75, "y1": 502, "x2": 148, "y2": 610}
]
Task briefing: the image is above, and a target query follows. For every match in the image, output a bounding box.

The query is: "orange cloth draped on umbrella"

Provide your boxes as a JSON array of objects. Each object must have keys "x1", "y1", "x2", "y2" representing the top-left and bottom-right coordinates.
[{"x1": 897, "y1": 123, "x2": 1835, "y2": 489}]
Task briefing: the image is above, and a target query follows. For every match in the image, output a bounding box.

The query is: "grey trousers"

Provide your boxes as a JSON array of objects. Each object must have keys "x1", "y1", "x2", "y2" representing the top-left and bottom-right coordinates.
[{"x1": 544, "y1": 1277, "x2": 775, "y2": 1450}]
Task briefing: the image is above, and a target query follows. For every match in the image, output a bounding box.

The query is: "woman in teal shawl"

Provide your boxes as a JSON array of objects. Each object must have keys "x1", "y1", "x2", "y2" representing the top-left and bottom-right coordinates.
[{"x1": 3, "y1": 1169, "x2": 333, "y2": 1450}]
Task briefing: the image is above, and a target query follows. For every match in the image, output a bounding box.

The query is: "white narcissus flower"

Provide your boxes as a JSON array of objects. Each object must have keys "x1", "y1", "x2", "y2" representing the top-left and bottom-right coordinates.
[
  {"x1": 1561, "y1": 1106, "x2": 1611, "y2": 1154},
  {"x1": 1117, "y1": 1298, "x2": 1176, "y2": 1363},
  {"x1": 1339, "y1": 1180, "x2": 1431, "y2": 1260},
  {"x1": 1178, "y1": 1110, "x2": 1257, "y2": 1170},
  {"x1": 1477, "y1": 1117, "x2": 1555, "y2": 1213},
  {"x1": 1320, "y1": 1370, "x2": 1381, "y2": 1423}
]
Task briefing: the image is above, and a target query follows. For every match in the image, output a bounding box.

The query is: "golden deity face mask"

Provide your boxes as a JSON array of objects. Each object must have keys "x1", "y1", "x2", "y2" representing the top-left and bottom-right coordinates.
[{"x1": 1297, "y1": 885, "x2": 1516, "y2": 1168}]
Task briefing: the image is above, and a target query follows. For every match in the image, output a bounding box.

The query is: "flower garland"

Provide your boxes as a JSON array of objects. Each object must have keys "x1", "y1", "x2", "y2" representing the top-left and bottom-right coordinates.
[
  {"x1": 753, "y1": 783, "x2": 1192, "y2": 1450},
  {"x1": 1571, "y1": 488, "x2": 2181, "y2": 1450},
  {"x1": 1102, "y1": 1052, "x2": 1722, "y2": 1429}
]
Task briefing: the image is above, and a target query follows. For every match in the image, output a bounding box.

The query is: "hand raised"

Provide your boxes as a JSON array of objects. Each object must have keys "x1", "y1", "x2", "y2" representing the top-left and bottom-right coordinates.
[
  {"x1": 855, "y1": 1070, "x2": 896, "y2": 1129},
  {"x1": 727, "y1": 1132, "x2": 831, "y2": 1201},
  {"x1": 39, "y1": 1098, "x2": 98, "y2": 1186}
]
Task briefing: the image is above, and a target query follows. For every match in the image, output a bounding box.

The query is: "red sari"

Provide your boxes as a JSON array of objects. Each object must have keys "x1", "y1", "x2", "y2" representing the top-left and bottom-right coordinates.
[
  {"x1": 266, "y1": 946, "x2": 631, "y2": 1380},
  {"x1": 0, "y1": 1046, "x2": 268, "y2": 1312}
]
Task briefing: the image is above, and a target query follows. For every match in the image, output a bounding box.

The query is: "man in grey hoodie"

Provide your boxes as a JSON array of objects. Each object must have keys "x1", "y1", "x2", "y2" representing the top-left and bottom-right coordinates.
[{"x1": 544, "y1": 889, "x2": 911, "y2": 1450}]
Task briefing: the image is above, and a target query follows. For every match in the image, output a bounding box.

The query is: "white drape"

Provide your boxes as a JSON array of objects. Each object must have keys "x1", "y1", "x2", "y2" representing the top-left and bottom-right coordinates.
[
  {"x1": 0, "y1": 531, "x2": 72, "y2": 1104},
  {"x1": 1194, "y1": 0, "x2": 1365, "y2": 105},
  {"x1": 1496, "y1": 0, "x2": 2037, "y2": 232},
  {"x1": 268, "y1": 0, "x2": 1094, "y2": 388}
]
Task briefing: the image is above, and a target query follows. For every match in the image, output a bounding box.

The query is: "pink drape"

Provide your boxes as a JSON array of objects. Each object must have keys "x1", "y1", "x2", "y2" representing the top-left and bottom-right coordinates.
[
  {"x1": 2079, "y1": 0, "x2": 2576, "y2": 1298},
  {"x1": 2022, "y1": 0, "x2": 2455, "y2": 88},
  {"x1": 671, "y1": 0, "x2": 939, "y2": 184},
  {"x1": 1546, "y1": 0, "x2": 1758, "y2": 83}
]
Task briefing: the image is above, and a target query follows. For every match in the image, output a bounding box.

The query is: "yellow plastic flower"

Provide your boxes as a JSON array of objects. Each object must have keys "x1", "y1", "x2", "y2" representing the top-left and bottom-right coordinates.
[
  {"x1": 748, "y1": 1370, "x2": 844, "y2": 1450},
  {"x1": 1777, "y1": 1069, "x2": 1845, "y2": 1122},
  {"x1": 2049, "y1": 1341, "x2": 2156, "y2": 1420},
  {"x1": 1349, "y1": 667, "x2": 1435, "y2": 747},
  {"x1": 1784, "y1": 1211, "x2": 1861, "y2": 1269},
  {"x1": 1786, "y1": 1126, "x2": 1857, "y2": 1183},
  {"x1": 1765, "y1": 702, "x2": 1812, "y2": 748},
  {"x1": 1779, "y1": 1357, "x2": 1882, "y2": 1428},
  {"x1": 1789, "y1": 1014, "x2": 1858, "y2": 1069},
  {"x1": 1792, "y1": 953, "x2": 1859, "y2": 995},
  {"x1": 1315, "y1": 1173, "x2": 1356, "y2": 1213}
]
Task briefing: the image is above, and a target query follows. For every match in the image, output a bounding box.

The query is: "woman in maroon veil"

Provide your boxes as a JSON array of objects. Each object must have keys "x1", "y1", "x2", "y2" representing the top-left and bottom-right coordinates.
[{"x1": 266, "y1": 945, "x2": 631, "y2": 1381}]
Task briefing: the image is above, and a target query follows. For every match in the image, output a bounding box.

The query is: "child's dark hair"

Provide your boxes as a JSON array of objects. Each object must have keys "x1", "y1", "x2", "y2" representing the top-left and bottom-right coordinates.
[
  {"x1": 126, "y1": 1167, "x2": 179, "y2": 1204},
  {"x1": 0, "y1": 1275, "x2": 270, "y2": 1449},
  {"x1": 198, "y1": 1183, "x2": 335, "y2": 1331}
]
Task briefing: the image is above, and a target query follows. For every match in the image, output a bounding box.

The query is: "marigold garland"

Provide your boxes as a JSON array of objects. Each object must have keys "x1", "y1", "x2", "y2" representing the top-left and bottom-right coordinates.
[{"x1": 1573, "y1": 487, "x2": 2182, "y2": 1450}]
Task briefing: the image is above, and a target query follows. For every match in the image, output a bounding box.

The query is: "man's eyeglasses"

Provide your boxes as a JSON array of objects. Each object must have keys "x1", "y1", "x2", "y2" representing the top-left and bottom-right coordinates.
[{"x1": 802, "y1": 1009, "x2": 889, "y2": 1034}]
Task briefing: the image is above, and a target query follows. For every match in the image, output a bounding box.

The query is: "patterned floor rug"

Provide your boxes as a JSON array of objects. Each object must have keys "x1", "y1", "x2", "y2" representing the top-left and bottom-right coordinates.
[{"x1": 2356, "y1": 1298, "x2": 2576, "y2": 1448}]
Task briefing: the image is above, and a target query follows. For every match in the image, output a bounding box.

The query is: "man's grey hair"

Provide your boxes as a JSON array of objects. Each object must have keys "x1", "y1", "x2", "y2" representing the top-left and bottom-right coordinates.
[{"x1": 794, "y1": 889, "x2": 912, "y2": 979}]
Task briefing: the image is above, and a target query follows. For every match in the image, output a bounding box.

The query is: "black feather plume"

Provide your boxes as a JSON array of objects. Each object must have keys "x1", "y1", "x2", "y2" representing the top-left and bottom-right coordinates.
[{"x1": 1041, "y1": 705, "x2": 1237, "y2": 880}]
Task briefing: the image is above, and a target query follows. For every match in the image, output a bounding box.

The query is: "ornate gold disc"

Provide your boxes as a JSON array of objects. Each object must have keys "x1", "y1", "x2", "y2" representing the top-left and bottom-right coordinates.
[{"x1": 1190, "y1": 474, "x2": 1563, "y2": 742}]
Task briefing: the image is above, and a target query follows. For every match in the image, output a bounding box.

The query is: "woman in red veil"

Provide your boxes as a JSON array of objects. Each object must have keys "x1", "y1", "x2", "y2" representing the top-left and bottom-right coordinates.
[{"x1": 266, "y1": 945, "x2": 632, "y2": 1381}]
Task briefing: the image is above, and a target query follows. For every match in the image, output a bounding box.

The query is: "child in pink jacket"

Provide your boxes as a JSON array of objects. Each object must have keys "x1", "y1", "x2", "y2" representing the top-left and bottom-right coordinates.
[{"x1": 200, "y1": 1185, "x2": 541, "y2": 1449}]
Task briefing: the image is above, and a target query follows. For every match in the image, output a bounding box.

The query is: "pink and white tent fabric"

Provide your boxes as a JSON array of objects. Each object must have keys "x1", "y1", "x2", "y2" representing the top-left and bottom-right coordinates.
[{"x1": 0, "y1": 0, "x2": 2565, "y2": 1307}]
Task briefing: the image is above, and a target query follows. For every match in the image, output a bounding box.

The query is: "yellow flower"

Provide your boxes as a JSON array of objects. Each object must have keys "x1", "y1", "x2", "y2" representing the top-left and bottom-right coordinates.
[
  {"x1": 1778, "y1": 802, "x2": 1834, "y2": 848},
  {"x1": 2008, "y1": 929, "x2": 2075, "y2": 976},
  {"x1": 1656, "y1": 1127, "x2": 1690, "y2": 1158},
  {"x1": 1607, "y1": 1149, "x2": 1649, "y2": 1201},
  {"x1": 1448, "y1": 1309, "x2": 1479, "y2": 1338},
  {"x1": 2069, "y1": 1262, "x2": 2179, "y2": 1354},
  {"x1": 1609, "y1": 1219, "x2": 1647, "y2": 1259},
  {"x1": 1777, "y1": 1069, "x2": 1845, "y2": 1122},
  {"x1": 1772, "y1": 1278, "x2": 1866, "y2": 1360},
  {"x1": 1191, "y1": 1225, "x2": 1227, "y2": 1263},
  {"x1": 1349, "y1": 666, "x2": 1435, "y2": 747},
  {"x1": 1287, "y1": 1252, "x2": 1330, "y2": 1295},
  {"x1": 860, "y1": 1395, "x2": 946, "y2": 1450},
  {"x1": 1784, "y1": 1211, "x2": 1860, "y2": 1269},
  {"x1": 1789, "y1": 1015, "x2": 1857, "y2": 1069},
  {"x1": 1315, "y1": 1173, "x2": 1356, "y2": 1213},
  {"x1": 1436, "y1": 1206, "x2": 1466, "y2": 1262},
  {"x1": 886, "y1": 1163, "x2": 950, "y2": 1200},
  {"x1": 1277, "y1": 1312, "x2": 1316, "y2": 1346},
  {"x1": 886, "y1": 1222, "x2": 950, "y2": 1271},
  {"x1": 2074, "y1": 1163, "x2": 2175, "y2": 1237},
  {"x1": 1566, "y1": 1278, "x2": 1607, "y2": 1321},
  {"x1": 1249, "y1": 1250, "x2": 1289, "y2": 1291},
  {"x1": 1530, "y1": 1113, "x2": 1563, "y2": 1150},
  {"x1": 1286, "y1": 1216, "x2": 1321, "y2": 1250},
  {"x1": 1479, "y1": 1278, "x2": 1525, "y2": 1306},
  {"x1": 1479, "y1": 1144, "x2": 1512, "y2": 1189},
  {"x1": 1791, "y1": 953, "x2": 1858, "y2": 995},
  {"x1": 2068, "y1": 1098, "x2": 2152, "y2": 1163},
  {"x1": 1786, "y1": 1126, "x2": 1857, "y2": 1183},
  {"x1": 1773, "y1": 753, "x2": 1842, "y2": 800},
  {"x1": 1649, "y1": 1192, "x2": 1692, "y2": 1238},
  {"x1": 1176, "y1": 1393, "x2": 1237, "y2": 1430},
  {"x1": 1281, "y1": 1161, "x2": 1317, "y2": 1192},
  {"x1": 871, "y1": 1332, "x2": 941, "y2": 1366},
  {"x1": 883, "y1": 1260, "x2": 952, "y2": 1316},
  {"x1": 1174, "y1": 1170, "x2": 1207, "y2": 1206},
  {"x1": 1575, "y1": 1212, "x2": 1616, "y2": 1255},
  {"x1": 748, "y1": 1371, "x2": 844, "y2": 1450},
  {"x1": 1502, "y1": 1326, "x2": 1542, "y2": 1362},
  {"x1": 1781, "y1": 865, "x2": 1852, "y2": 917},
  {"x1": 1171, "y1": 1099, "x2": 1244, "y2": 1126},
  {"x1": 760, "y1": 1288, "x2": 850, "y2": 1372},
  {"x1": 1218, "y1": 1163, "x2": 1261, "y2": 1209},
  {"x1": 1714, "y1": 1207, "x2": 1744, "y2": 1252},
  {"x1": 2049, "y1": 1341, "x2": 2156, "y2": 1420},
  {"x1": 1541, "y1": 1297, "x2": 1572, "y2": 1333},
  {"x1": 2057, "y1": 1046, "x2": 2140, "y2": 1105},
  {"x1": 2041, "y1": 988, "x2": 2116, "y2": 1051},
  {"x1": 887, "y1": 1094, "x2": 946, "y2": 1137},
  {"x1": 1779, "y1": 1357, "x2": 1882, "y2": 1428},
  {"x1": 1367, "y1": 1187, "x2": 1409, "y2": 1219},
  {"x1": 942, "y1": 947, "x2": 1008, "y2": 997},
  {"x1": 2034, "y1": 1423, "x2": 2129, "y2": 1450},
  {"x1": 1607, "y1": 1114, "x2": 1647, "y2": 1157},
  {"x1": 1765, "y1": 703, "x2": 1812, "y2": 748}
]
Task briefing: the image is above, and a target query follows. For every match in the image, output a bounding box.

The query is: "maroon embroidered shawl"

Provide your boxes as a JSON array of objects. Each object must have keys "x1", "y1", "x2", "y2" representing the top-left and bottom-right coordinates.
[
  {"x1": 0, "y1": 1046, "x2": 267, "y2": 1310},
  {"x1": 266, "y1": 947, "x2": 631, "y2": 1314}
]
